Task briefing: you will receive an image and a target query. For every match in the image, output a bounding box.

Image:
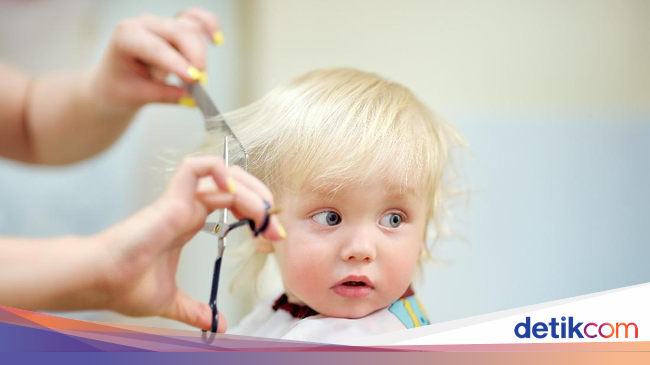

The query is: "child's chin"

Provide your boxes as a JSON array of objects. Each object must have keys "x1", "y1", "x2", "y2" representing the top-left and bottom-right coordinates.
[{"x1": 319, "y1": 304, "x2": 384, "y2": 319}]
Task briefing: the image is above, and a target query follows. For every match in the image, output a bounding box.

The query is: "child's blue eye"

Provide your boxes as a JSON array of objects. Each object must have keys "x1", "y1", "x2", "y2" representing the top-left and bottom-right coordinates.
[
  {"x1": 312, "y1": 211, "x2": 342, "y2": 226},
  {"x1": 379, "y1": 213, "x2": 403, "y2": 228}
]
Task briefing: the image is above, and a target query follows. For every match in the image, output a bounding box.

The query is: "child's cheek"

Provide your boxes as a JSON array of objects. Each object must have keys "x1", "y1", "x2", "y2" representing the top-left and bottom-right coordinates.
[
  {"x1": 281, "y1": 236, "x2": 332, "y2": 293},
  {"x1": 383, "y1": 237, "x2": 421, "y2": 286}
]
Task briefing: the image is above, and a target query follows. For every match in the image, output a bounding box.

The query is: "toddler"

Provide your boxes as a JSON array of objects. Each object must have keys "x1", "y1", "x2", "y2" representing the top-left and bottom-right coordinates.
[{"x1": 198, "y1": 68, "x2": 464, "y2": 343}]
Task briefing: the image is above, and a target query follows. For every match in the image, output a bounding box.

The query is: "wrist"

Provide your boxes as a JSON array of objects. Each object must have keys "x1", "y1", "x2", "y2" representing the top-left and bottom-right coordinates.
[
  {"x1": 92, "y1": 206, "x2": 168, "y2": 314},
  {"x1": 90, "y1": 227, "x2": 126, "y2": 312},
  {"x1": 84, "y1": 65, "x2": 139, "y2": 121},
  {"x1": 73, "y1": 234, "x2": 115, "y2": 311}
]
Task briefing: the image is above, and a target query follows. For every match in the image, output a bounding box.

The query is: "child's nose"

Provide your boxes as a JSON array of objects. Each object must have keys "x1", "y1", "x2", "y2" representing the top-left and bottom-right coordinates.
[{"x1": 340, "y1": 227, "x2": 377, "y2": 263}]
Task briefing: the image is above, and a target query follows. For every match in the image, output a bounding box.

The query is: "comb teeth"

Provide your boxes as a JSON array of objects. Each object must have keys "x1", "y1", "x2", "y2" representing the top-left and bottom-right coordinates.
[
  {"x1": 191, "y1": 82, "x2": 248, "y2": 171},
  {"x1": 206, "y1": 118, "x2": 248, "y2": 171},
  {"x1": 206, "y1": 119, "x2": 244, "y2": 145}
]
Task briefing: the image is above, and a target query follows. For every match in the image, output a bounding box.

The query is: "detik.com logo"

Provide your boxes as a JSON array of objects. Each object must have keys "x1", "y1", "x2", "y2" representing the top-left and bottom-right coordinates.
[{"x1": 515, "y1": 317, "x2": 638, "y2": 339}]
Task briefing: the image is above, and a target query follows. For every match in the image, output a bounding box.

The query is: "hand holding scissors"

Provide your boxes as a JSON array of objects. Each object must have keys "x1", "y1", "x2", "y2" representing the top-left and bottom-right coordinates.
[
  {"x1": 0, "y1": 8, "x2": 286, "y2": 333},
  {"x1": 185, "y1": 82, "x2": 286, "y2": 335}
]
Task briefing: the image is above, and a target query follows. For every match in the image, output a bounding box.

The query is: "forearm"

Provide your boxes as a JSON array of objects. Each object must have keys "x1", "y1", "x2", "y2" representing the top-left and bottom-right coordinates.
[
  {"x1": 24, "y1": 68, "x2": 137, "y2": 165},
  {"x1": 0, "y1": 235, "x2": 111, "y2": 312}
]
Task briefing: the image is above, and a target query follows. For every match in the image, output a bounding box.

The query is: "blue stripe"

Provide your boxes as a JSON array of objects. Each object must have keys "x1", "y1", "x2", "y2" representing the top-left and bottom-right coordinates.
[{"x1": 388, "y1": 300, "x2": 415, "y2": 328}]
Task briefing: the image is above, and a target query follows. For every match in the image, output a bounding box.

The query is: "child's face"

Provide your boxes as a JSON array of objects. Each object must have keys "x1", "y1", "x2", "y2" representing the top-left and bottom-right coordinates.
[{"x1": 268, "y1": 175, "x2": 427, "y2": 318}]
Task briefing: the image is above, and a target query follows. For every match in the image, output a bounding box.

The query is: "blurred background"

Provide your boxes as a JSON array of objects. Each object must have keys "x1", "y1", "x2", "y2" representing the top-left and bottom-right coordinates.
[{"x1": 0, "y1": 0, "x2": 648, "y2": 330}]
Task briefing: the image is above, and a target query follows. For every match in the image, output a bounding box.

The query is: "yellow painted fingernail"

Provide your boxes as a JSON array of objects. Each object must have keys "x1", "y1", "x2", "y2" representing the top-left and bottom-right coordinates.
[
  {"x1": 200, "y1": 71, "x2": 207, "y2": 86},
  {"x1": 227, "y1": 177, "x2": 236, "y2": 194},
  {"x1": 213, "y1": 30, "x2": 224, "y2": 46},
  {"x1": 187, "y1": 66, "x2": 202, "y2": 81},
  {"x1": 278, "y1": 223, "x2": 287, "y2": 239},
  {"x1": 178, "y1": 96, "x2": 196, "y2": 107}
]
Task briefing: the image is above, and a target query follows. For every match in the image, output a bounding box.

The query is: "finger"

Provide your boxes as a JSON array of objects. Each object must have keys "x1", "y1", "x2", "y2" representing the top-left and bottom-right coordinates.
[
  {"x1": 261, "y1": 215, "x2": 285, "y2": 242},
  {"x1": 228, "y1": 166, "x2": 285, "y2": 240},
  {"x1": 178, "y1": 7, "x2": 222, "y2": 43},
  {"x1": 162, "y1": 290, "x2": 227, "y2": 332},
  {"x1": 228, "y1": 165, "x2": 275, "y2": 208},
  {"x1": 217, "y1": 310, "x2": 227, "y2": 333},
  {"x1": 150, "y1": 65, "x2": 170, "y2": 84},
  {"x1": 196, "y1": 190, "x2": 233, "y2": 211},
  {"x1": 139, "y1": 14, "x2": 208, "y2": 71},
  {"x1": 115, "y1": 21, "x2": 195, "y2": 83},
  {"x1": 228, "y1": 182, "x2": 270, "y2": 235},
  {"x1": 130, "y1": 79, "x2": 187, "y2": 104},
  {"x1": 196, "y1": 190, "x2": 285, "y2": 242},
  {"x1": 167, "y1": 156, "x2": 231, "y2": 203},
  {"x1": 197, "y1": 181, "x2": 264, "y2": 227}
]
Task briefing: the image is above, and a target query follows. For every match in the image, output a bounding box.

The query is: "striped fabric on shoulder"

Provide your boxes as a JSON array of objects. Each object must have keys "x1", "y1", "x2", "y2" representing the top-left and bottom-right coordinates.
[{"x1": 388, "y1": 294, "x2": 431, "y2": 329}]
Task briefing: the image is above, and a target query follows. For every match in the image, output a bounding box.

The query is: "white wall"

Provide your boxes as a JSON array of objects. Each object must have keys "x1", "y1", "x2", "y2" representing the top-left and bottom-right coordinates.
[{"x1": 241, "y1": 0, "x2": 649, "y2": 111}]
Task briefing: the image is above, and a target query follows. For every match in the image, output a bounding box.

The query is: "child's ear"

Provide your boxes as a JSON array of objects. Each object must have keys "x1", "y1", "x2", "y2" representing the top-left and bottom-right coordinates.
[{"x1": 254, "y1": 236, "x2": 275, "y2": 253}]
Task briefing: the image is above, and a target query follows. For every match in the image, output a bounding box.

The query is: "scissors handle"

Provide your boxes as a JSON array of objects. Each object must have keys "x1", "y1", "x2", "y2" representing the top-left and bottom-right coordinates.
[
  {"x1": 201, "y1": 201, "x2": 273, "y2": 335},
  {"x1": 203, "y1": 256, "x2": 222, "y2": 333}
]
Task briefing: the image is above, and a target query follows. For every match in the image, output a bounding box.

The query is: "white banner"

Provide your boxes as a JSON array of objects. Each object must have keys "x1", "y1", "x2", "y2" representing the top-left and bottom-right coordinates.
[{"x1": 351, "y1": 282, "x2": 649, "y2": 346}]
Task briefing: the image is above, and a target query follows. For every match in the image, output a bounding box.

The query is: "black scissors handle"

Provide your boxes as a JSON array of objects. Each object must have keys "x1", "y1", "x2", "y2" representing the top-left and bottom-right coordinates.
[
  {"x1": 201, "y1": 256, "x2": 221, "y2": 344},
  {"x1": 202, "y1": 200, "x2": 272, "y2": 336}
]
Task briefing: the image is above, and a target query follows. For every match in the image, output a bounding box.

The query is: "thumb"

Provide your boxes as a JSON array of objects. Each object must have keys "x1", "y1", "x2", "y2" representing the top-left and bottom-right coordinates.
[
  {"x1": 135, "y1": 79, "x2": 187, "y2": 104},
  {"x1": 162, "y1": 290, "x2": 228, "y2": 333}
]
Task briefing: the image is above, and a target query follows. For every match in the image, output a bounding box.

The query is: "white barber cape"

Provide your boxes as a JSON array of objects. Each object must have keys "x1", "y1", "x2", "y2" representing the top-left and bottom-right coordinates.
[{"x1": 228, "y1": 288, "x2": 430, "y2": 344}]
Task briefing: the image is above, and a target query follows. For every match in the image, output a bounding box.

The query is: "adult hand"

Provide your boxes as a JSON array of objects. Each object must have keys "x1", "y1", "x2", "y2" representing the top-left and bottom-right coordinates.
[
  {"x1": 0, "y1": 8, "x2": 225, "y2": 165},
  {"x1": 97, "y1": 156, "x2": 285, "y2": 331},
  {"x1": 90, "y1": 7, "x2": 222, "y2": 114}
]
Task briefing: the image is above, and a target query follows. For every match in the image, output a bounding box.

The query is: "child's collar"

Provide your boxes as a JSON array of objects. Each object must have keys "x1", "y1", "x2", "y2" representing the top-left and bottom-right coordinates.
[
  {"x1": 272, "y1": 294, "x2": 319, "y2": 319},
  {"x1": 272, "y1": 286, "x2": 415, "y2": 319}
]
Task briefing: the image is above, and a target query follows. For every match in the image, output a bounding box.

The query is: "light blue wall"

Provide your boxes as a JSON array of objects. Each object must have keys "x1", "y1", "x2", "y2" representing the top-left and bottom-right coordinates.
[{"x1": 421, "y1": 111, "x2": 650, "y2": 323}]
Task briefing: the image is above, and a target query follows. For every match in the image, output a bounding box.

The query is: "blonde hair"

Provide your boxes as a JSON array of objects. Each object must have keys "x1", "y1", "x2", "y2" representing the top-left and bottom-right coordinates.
[{"x1": 197, "y1": 68, "x2": 465, "y2": 298}]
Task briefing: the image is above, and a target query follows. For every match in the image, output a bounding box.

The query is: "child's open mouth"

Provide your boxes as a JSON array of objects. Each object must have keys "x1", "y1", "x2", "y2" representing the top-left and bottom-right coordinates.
[
  {"x1": 342, "y1": 281, "x2": 366, "y2": 286},
  {"x1": 332, "y1": 276, "x2": 374, "y2": 298}
]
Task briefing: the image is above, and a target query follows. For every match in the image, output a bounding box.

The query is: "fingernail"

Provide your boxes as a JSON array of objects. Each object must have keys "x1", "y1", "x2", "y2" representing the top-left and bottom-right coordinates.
[
  {"x1": 277, "y1": 223, "x2": 287, "y2": 239},
  {"x1": 200, "y1": 71, "x2": 207, "y2": 86},
  {"x1": 212, "y1": 30, "x2": 224, "y2": 46},
  {"x1": 227, "y1": 177, "x2": 236, "y2": 194},
  {"x1": 187, "y1": 66, "x2": 203, "y2": 81},
  {"x1": 178, "y1": 96, "x2": 196, "y2": 107}
]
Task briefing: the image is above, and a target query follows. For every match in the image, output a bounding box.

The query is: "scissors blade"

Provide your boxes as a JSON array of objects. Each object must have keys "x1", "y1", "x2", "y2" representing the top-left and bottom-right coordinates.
[
  {"x1": 202, "y1": 222, "x2": 220, "y2": 236},
  {"x1": 188, "y1": 83, "x2": 220, "y2": 121}
]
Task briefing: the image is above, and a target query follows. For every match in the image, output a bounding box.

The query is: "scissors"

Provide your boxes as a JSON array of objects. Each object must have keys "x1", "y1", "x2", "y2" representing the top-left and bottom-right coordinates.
[{"x1": 187, "y1": 83, "x2": 273, "y2": 335}]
